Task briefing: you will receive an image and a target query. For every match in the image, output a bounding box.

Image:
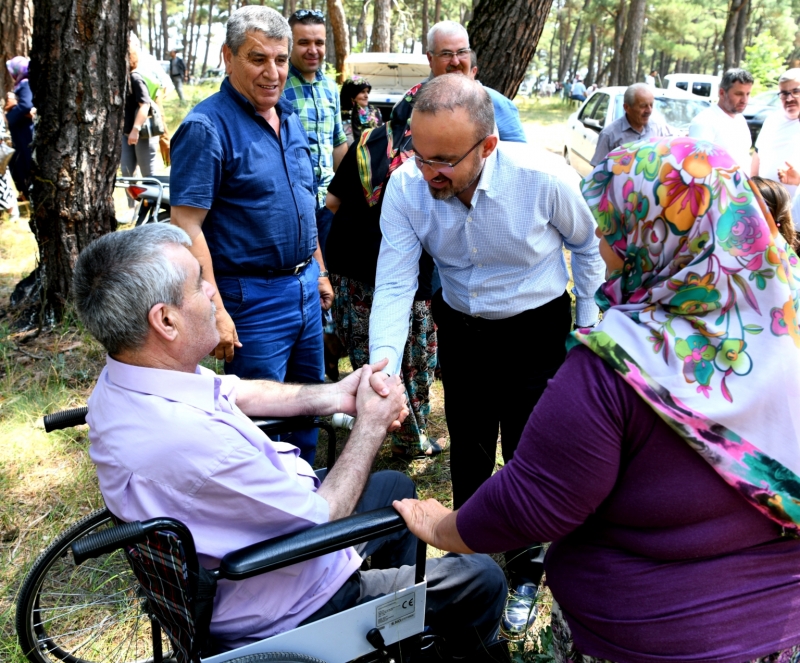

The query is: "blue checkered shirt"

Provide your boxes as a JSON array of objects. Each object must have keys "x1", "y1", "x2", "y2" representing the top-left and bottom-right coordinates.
[
  {"x1": 283, "y1": 64, "x2": 347, "y2": 205},
  {"x1": 369, "y1": 142, "x2": 605, "y2": 374}
]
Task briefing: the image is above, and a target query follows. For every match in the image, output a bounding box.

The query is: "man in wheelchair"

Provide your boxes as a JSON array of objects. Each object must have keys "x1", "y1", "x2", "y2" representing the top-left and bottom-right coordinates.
[{"x1": 71, "y1": 224, "x2": 506, "y2": 659}]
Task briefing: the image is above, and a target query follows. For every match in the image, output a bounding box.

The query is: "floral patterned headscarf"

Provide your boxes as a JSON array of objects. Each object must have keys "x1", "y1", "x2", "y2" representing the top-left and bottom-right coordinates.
[
  {"x1": 6, "y1": 56, "x2": 29, "y2": 89},
  {"x1": 572, "y1": 136, "x2": 800, "y2": 530}
]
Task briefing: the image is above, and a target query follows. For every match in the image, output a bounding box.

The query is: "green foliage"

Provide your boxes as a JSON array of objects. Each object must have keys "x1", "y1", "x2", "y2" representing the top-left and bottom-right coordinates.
[{"x1": 741, "y1": 33, "x2": 787, "y2": 90}]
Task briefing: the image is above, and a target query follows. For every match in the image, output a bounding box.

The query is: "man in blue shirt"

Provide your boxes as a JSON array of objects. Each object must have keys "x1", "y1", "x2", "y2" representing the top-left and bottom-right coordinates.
[{"x1": 170, "y1": 5, "x2": 332, "y2": 463}]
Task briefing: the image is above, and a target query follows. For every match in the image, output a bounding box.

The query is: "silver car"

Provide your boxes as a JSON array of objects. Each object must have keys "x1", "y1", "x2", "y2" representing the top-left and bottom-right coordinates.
[{"x1": 563, "y1": 86, "x2": 711, "y2": 177}]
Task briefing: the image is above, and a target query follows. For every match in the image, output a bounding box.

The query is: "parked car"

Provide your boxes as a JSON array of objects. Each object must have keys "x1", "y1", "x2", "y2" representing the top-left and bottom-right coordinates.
[
  {"x1": 347, "y1": 52, "x2": 430, "y2": 119},
  {"x1": 743, "y1": 91, "x2": 781, "y2": 145},
  {"x1": 563, "y1": 86, "x2": 711, "y2": 177},
  {"x1": 663, "y1": 73, "x2": 720, "y2": 100}
]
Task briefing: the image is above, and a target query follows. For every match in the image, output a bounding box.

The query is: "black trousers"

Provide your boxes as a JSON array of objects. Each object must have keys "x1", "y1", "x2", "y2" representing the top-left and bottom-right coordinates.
[
  {"x1": 302, "y1": 471, "x2": 506, "y2": 657},
  {"x1": 432, "y1": 291, "x2": 571, "y2": 584}
]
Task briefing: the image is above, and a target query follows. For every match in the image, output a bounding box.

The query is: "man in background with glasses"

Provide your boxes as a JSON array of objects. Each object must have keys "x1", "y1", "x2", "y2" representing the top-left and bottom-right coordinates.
[
  {"x1": 368, "y1": 74, "x2": 604, "y2": 642},
  {"x1": 752, "y1": 68, "x2": 800, "y2": 203}
]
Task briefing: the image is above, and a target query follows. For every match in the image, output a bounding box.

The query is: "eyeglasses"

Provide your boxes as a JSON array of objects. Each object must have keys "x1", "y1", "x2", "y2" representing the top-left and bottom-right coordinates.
[
  {"x1": 413, "y1": 136, "x2": 488, "y2": 176},
  {"x1": 292, "y1": 9, "x2": 324, "y2": 20},
  {"x1": 778, "y1": 88, "x2": 800, "y2": 99},
  {"x1": 431, "y1": 47, "x2": 471, "y2": 61}
]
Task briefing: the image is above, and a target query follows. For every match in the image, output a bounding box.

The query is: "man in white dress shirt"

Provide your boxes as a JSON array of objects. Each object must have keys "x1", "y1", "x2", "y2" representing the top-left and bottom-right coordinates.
[
  {"x1": 688, "y1": 68, "x2": 754, "y2": 171},
  {"x1": 752, "y1": 68, "x2": 800, "y2": 200},
  {"x1": 366, "y1": 74, "x2": 605, "y2": 637}
]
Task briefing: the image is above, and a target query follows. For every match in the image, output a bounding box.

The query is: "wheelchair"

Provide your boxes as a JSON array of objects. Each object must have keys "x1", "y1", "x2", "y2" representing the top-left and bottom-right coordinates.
[{"x1": 15, "y1": 408, "x2": 432, "y2": 663}]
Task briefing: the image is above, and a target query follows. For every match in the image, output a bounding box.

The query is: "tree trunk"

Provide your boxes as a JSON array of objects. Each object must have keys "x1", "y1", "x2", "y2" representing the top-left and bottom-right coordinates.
[
  {"x1": 327, "y1": 0, "x2": 349, "y2": 80},
  {"x1": 0, "y1": 0, "x2": 34, "y2": 99},
  {"x1": 191, "y1": 0, "x2": 204, "y2": 75},
  {"x1": 733, "y1": 0, "x2": 750, "y2": 66},
  {"x1": 421, "y1": 0, "x2": 429, "y2": 53},
  {"x1": 433, "y1": 0, "x2": 441, "y2": 23},
  {"x1": 559, "y1": 0, "x2": 590, "y2": 83},
  {"x1": 370, "y1": 0, "x2": 390, "y2": 52},
  {"x1": 161, "y1": 0, "x2": 169, "y2": 57},
  {"x1": 585, "y1": 24, "x2": 596, "y2": 86},
  {"x1": 356, "y1": 0, "x2": 370, "y2": 47},
  {"x1": 546, "y1": 15, "x2": 557, "y2": 83},
  {"x1": 202, "y1": 0, "x2": 215, "y2": 75},
  {"x1": 723, "y1": 0, "x2": 745, "y2": 71},
  {"x1": 617, "y1": 0, "x2": 645, "y2": 85},
  {"x1": 468, "y1": 0, "x2": 555, "y2": 98},
  {"x1": 607, "y1": 0, "x2": 626, "y2": 86},
  {"x1": 28, "y1": 0, "x2": 129, "y2": 321}
]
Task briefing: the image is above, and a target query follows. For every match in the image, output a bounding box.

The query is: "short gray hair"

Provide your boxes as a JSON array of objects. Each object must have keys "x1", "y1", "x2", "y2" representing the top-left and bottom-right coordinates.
[
  {"x1": 413, "y1": 74, "x2": 494, "y2": 141},
  {"x1": 624, "y1": 83, "x2": 653, "y2": 106},
  {"x1": 427, "y1": 20, "x2": 469, "y2": 54},
  {"x1": 720, "y1": 68, "x2": 754, "y2": 91},
  {"x1": 779, "y1": 68, "x2": 800, "y2": 85},
  {"x1": 72, "y1": 224, "x2": 191, "y2": 356},
  {"x1": 226, "y1": 5, "x2": 292, "y2": 55}
]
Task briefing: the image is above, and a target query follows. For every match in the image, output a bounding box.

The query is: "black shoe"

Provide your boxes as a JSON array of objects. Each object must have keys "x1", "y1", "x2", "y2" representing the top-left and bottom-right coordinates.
[{"x1": 499, "y1": 583, "x2": 538, "y2": 641}]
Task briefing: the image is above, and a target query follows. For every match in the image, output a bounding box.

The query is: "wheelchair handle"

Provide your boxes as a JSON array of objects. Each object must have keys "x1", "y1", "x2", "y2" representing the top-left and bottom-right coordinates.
[
  {"x1": 72, "y1": 517, "x2": 198, "y2": 567},
  {"x1": 220, "y1": 506, "x2": 407, "y2": 580},
  {"x1": 43, "y1": 406, "x2": 88, "y2": 432}
]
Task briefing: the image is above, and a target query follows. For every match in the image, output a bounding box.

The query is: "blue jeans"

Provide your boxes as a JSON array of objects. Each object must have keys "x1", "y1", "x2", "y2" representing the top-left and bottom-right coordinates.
[{"x1": 217, "y1": 262, "x2": 324, "y2": 463}]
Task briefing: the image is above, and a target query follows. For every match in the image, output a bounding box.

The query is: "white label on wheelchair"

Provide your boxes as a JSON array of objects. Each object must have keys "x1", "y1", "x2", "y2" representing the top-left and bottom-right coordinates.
[{"x1": 202, "y1": 580, "x2": 427, "y2": 663}]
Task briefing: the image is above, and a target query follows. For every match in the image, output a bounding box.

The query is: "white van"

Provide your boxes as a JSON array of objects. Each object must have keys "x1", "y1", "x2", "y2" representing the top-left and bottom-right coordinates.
[
  {"x1": 347, "y1": 52, "x2": 430, "y2": 117},
  {"x1": 663, "y1": 73, "x2": 720, "y2": 100}
]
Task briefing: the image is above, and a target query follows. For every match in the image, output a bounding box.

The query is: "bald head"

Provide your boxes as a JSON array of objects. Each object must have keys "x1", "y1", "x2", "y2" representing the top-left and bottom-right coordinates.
[
  {"x1": 413, "y1": 74, "x2": 494, "y2": 141},
  {"x1": 623, "y1": 83, "x2": 655, "y2": 131}
]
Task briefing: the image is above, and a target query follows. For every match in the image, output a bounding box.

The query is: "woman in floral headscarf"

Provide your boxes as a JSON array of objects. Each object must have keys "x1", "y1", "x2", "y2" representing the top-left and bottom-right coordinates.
[
  {"x1": 4, "y1": 56, "x2": 34, "y2": 197},
  {"x1": 393, "y1": 136, "x2": 800, "y2": 661},
  {"x1": 340, "y1": 76, "x2": 383, "y2": 145}
]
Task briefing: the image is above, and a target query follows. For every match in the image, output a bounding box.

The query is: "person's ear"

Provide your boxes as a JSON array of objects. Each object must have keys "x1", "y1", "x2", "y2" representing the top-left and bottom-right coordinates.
[
  {"x1": 148, "y1": 302, "x2": 180, "y2": 343},
  {"x1": 222, "y1": 44, "x2": 233, "y2": 75},
  {"x1": 481, "y1": 134, "x2": 498, "y2": 157}
]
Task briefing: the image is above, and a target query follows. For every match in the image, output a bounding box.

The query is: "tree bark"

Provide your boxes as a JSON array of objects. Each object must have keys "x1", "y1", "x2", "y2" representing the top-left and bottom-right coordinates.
[
  {"x1": 421, "y1": 0, "x2": 429, "y2": 53},
  {"x1": 468, "y1": 0, "x2": 555, "y2": 98},
  {"x1": 370, "y1": 0, "x2": 390, "y2": 52},
  {"x1": 191, "y1": 0, "x2": 205, "y2": 75},
  {"x1": 607, "y1": 0, "x2": 626, "y2": 86},
  {"x1": 356, "y1": 0, "x2": 370, "y2": 47},
  {"x1": 723, "y1": 0, "x2": 745, "y2": 71},
  {"x1": 617, "y1": 0, "x2": 645, "y2": 85},
  {"x1": 327, "y1": 0, "x2": 349, "y2": 80},
  {"x1": 161, "y1": 0, "x2": 169, "y2": 57},
  {"x1": 0, "y1": 0, "x2": 34, "y2": 99},
  {"x1": 433, "y1": 0, "x2": 442, "y2": 23},
  {"x1": 29, "y1": 0, "x2": 129, "y2": 320},
  {"x1": 733, "y1": 0, "x2": 750, "y2": 66},
  {"x1": 585, "y1": 24, "x2": 597, "y2": 86},
  {"x1": 202, "y1": 0, "x2": 215, "y2": 75}
]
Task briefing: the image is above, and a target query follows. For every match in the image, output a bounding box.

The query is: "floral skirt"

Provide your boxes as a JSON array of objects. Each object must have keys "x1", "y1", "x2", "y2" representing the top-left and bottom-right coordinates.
[
  {"x1": 331, "y1": 274, "x2": 437, "y2": 452},
  {"x1": 550, "y1": 601, "x2": 800, "y2": 663}
]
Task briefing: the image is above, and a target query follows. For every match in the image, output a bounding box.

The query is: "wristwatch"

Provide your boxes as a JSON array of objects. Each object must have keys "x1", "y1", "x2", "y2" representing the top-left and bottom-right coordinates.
[{"x1": 318, "y1": 271, "x2": 329, "y2": 278}]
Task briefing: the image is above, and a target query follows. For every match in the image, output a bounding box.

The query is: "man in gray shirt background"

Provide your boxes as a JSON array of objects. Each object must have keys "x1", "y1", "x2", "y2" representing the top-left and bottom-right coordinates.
[{"x1": 591, "y1": 83, "x2": 670, "y2": 166}]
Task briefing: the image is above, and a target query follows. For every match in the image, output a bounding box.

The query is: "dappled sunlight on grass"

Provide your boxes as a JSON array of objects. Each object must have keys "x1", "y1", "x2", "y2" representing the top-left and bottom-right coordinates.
[{"x1": 0, "y1": 217, "x2": 36, "y2": 279}]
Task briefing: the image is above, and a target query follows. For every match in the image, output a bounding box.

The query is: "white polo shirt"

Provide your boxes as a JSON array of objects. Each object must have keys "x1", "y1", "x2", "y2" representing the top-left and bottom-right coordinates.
[
  {"x1": 688, "y1": 103, "x2": 752, "y2": 172},
  {"x1": 755, "y1": 110, "x2": 800, "y2": 197}
]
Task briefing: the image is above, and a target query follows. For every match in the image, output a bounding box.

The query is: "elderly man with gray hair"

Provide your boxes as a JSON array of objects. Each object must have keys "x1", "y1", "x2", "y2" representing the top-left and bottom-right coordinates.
[
  {"x1": 590, "y1": 82, "x2": 671, "y2": 166},
  {"x1": 72, "y1": 223, "x2": 507, "y2": 657},
  {"x1": 169, "y1": 6, "x2": 332, "y2": 466}
]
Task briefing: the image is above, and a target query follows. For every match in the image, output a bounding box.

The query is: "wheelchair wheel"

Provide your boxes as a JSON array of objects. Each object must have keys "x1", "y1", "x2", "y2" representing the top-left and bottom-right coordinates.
[
  {"x1": 15, "y1": 508, "x2": 171, "y2": 663},
  {"x1": 224, "y1": 655, "x2": 327, "y2": 663}
]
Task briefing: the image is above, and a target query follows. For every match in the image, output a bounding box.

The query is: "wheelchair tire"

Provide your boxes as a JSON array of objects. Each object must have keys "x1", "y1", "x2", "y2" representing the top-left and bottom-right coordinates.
[
  {"x1": 224, "y1": 655, "x2": 327, "y2": 663},
  {"x1": 15, "y1": 507, "x2": 171, "y2": 663}
]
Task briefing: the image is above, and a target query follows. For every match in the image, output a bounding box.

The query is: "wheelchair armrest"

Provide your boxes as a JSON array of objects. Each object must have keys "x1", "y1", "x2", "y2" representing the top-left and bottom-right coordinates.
[{"x1": 220, "y1": 506, "x2": 405, "y2": 580}]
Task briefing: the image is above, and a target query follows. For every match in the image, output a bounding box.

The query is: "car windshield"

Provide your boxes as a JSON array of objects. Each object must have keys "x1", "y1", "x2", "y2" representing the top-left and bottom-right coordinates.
[{"x1": 653, "y1": 97, "x2": 710, "y2": 132}]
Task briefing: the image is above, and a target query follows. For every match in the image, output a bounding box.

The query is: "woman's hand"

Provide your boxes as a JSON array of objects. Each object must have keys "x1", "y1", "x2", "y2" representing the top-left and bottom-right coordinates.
[
  {"x1": 393, "y1": 498, "x2": 474, "y2": 553},
  {"x1": 128, "y1": 127, "x2": 140, "y2": 145}
]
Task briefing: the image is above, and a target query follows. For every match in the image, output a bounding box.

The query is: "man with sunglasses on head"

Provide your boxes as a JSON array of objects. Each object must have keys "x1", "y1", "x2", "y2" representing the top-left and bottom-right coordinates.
[
  {"x1": 752, "y1": 69, "x2": 800, "y2": 200},
  {"x1": 283, "y1": 8, "x2": 347, "y2": 261},
  {"x1": 368, "y1": 74, "x2": 605, "y2": 642}
]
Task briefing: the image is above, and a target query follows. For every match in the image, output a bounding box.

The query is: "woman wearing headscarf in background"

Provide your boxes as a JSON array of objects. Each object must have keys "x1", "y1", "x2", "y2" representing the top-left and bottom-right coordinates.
[
  {"x1": 325, "y1": 98, "x2": 445, "y2": 459},
  {"x1": 4, "y1": 56, "x2": 34, "y2": 199},
  {"x1": 394, "y1": 136, "x2": 800, "y2": 662},
  {"x1": 340, "y1": 76, "x2": 383, "y2": 146}
]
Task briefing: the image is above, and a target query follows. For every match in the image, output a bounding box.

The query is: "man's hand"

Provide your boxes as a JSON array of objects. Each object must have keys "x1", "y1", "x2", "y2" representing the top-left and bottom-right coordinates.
[
  {"x1": 127, "y1": 128, "x2": 140, "y2": 145},
  {"x1": 355, "y1": 364, "x2": 408, "y2": 432},
  {"x1": 335, "y1": 358, "x2": 389, "y2": 414},
  {"x1": 212, "y1": 307, "x2": 242, "y2": 362},
  {"x1": 318, "y1": 276, "x2": 333, "y2": 310},
  {"x1": 779, "y1": 161, "x2": 800, "y2": 187}
]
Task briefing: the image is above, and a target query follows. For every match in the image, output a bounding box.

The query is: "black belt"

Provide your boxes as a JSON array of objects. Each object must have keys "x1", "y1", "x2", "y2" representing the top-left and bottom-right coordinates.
[{"x1": 245, "y1": 257, "x2": 313, "y2": 278}]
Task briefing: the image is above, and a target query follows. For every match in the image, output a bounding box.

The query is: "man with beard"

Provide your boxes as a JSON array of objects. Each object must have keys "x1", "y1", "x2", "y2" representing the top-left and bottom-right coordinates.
[
  {"x1": 689, "y1": 68, "x2": 754, "y2": 171},
  {"x1": 752, "y1": 69, "x2": 800, "y2": 197},
  {"x1": 367, "y1": 74, "x2": 604, "y2": 641},
  {"x1": 591, "y1": 83, "x2": 671, "y2": 166}
]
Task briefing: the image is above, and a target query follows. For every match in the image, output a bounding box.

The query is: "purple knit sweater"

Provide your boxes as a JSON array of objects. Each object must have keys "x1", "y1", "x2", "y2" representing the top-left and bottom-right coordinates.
[{"x1": 457, "y1": 345, "x2": 800, "y2": 662}]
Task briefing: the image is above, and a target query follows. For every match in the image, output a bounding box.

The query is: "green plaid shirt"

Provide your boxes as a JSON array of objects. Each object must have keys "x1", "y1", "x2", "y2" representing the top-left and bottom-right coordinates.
[{"x1": 283, "y1": 64, "x2": 346, "y2": 206}]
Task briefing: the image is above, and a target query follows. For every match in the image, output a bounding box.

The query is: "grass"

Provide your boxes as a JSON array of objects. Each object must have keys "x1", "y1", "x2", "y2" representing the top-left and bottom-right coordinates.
[
  {"x1": 0, "y1": 141, "x2": 558, "y2": 663},
  {"x1": 516, "y1": 96, "x2": 577, "y2": 126}
]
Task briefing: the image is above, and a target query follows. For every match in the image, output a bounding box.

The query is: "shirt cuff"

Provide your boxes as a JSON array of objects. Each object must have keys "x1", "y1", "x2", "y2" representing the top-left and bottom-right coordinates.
[
  {"x1": 575, "y1": 296, "x2": 600, "y2": 328},
  {"x1": 369, "y1": 346, "x2": 402, "y2": 377}
]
